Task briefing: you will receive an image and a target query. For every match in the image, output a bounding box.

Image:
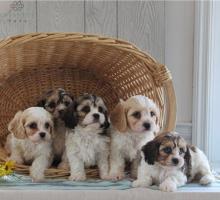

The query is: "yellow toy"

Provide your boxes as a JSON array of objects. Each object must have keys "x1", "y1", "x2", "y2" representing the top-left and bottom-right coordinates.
[{"x1": 0, "y1": 160, "x2": 15, "y2": 177}]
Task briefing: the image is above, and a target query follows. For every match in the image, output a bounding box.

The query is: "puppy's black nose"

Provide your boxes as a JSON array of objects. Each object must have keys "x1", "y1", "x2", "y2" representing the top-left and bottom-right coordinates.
[
  {"x1": 93, "y1": 113, "x2": 100, "y2": 120},
  {"x1": 39, "y1": 132, "x2": 46, "y2": 138},
  {"x1": 172, "y1": 158, "x2": 179, "y2": 165},
  {"x1": 143, "y1": 122, "x2": 151, "y2": 130}
]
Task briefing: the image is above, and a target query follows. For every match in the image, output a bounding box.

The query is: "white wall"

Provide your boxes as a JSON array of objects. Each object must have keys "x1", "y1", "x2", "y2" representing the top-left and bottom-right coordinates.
[
  {"x1": 165, "y1": 1, "x2": 194, "y2": 124},
  {"x1": 210, "y1": 1, "x2": 220, "y2": 169}
]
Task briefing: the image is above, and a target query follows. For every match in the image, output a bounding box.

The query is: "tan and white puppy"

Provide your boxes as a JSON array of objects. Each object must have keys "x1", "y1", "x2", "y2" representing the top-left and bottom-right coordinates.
[
  {"x1": 65, "y1": 94, "x2": 110, "y2": 181},
  {"x1": 6, "y1": 107, "x2": 54, "y2": 182},
  {"x1": 109, "y1": 95, "x2": 160, "y2": 180},
  {"x1": 37, "y1": 88, "x2": 77, "y2": 169},
  {"x1": 133, "y1": 132, "x2": 215, "y2": 192}
]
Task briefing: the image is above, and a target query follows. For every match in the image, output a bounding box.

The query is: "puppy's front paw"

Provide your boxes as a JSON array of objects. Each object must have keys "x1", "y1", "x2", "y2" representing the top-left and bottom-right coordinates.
[
  {"x1": 159, "y1": 180, "x2": 177, "y2": 192},
  {"x1": 200, "y1": 174, "x2": 215, "y2": 185},
  {"x1": 30, "y1": 172, "x2": 44, "y2": 182},
  {"x1": 109, "y1": 172, "x2": 125, "y2": 181},
  {"x1": 132, "y1": 180, "x2": 151, "y2": 188},
  {"x1": 69, "y1": 174, "x2": 86, "y2": 181},
  {"x1": 30, "y1": 168, "x2": 44, "y2": 182}
]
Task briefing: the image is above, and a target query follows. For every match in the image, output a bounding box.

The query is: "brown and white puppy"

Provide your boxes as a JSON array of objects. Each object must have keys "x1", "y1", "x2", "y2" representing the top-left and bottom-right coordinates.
[
  {"x1": 37, "y1": 88, "x2": 77, "y2": 169},
  {"x1": 65, "y1": 94, "x2": 110, "y2": 181},
  {"x1": 6, "y1": 107, "x2": 54, "y2": 181},
  {"x1": 133, "y1": 132, "x2": 215, "y2": 192},
  {"x1": 109, "y1": 95, "x2": 160, "y2": 180}
]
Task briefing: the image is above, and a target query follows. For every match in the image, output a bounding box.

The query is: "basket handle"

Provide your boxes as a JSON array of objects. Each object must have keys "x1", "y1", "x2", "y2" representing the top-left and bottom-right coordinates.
[{"x1": 163, "y1": 80, "x2": 177, "y2": 132}]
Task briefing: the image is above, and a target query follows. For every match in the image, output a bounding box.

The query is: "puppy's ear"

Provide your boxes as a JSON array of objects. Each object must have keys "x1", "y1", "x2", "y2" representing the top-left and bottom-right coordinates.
[
  {"x1": 36, "y1": 90, "x2": 54, "y2": 107},
  {"x1": 8, "y1": 111, "x2": 26, "y2": 139},
  {"x1": 110, "y1": 101, "x2": 127, "y2": 132},
  {"x1": 183, "y1": 145, "x2": 192, "y2": 177},
  {"x1": 141, "y1": 140, "x2": 159, "y2": 165},
  {"x1": 62, "y1": 103, "x2": 78, "y2": 129},
  {"x1": 48, "y1": 119, "x2": 54, "y2": 137},
  {"x1": 36, "y1": 99, "x2": 46, "y2": 107},
  {"x1": 101, "y1": 110, "x2": 110, "y2": 129},
  {"x1": 184, "y1": 145, "x2": 191, "y2": 168}
]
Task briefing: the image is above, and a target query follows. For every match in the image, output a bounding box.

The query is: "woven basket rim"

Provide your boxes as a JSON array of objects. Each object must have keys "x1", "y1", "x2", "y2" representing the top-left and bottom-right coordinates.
[
  {"x1": 0, "y1": 32, "x2": 172, "y2": 87},
  {"x1": 0, "y1": 32, "x2": 157, "y2": 63}
]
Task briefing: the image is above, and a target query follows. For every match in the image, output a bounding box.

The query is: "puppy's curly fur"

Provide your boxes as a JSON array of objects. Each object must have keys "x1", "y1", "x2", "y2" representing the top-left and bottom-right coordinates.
[
  {"x1": 6, "y1": 107, "x2": 54, "y2": 181},
  {"x1": 37, "y1": 88, "x2": 77, "y2": 169},
  {"x1": 109, "y1": 95, "x2": 160, "y2": 180},
  {"x1": 64, "y1": 94, "x2": 110, "y2": 181},
  {"x1": 133, "y1": 132, "x2": 215, "y2": 192}
]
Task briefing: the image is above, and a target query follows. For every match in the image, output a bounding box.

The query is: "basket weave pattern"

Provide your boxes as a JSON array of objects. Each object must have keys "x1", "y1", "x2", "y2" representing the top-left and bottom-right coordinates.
[{"x1": 0, "y1": 33, "x2": 176, "y2": 178}]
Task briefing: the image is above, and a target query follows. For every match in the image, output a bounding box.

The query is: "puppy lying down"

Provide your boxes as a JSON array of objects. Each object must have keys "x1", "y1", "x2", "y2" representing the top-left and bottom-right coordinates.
[{"x1": 133, "y1": 132, "x2": 215, "y2": 192}]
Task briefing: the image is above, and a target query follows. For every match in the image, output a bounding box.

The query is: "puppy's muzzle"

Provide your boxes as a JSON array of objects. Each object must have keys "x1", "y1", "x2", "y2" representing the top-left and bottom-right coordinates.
[
  {"x1": 172, "y1": 158, "x2": 179, "y2": 165},
  {"x1": 39, "y1": 132, "x2": 46, "y2": 138},
  {"x1": 143, "y1": 122, "x2": 151, "y2": 131},
  {"x1": 93, "y1": 113, "x2": 100, "y2": 121}
]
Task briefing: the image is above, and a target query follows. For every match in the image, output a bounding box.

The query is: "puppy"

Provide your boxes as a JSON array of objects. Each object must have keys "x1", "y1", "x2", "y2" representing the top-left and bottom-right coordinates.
[
  {"x1": 37, "y1": 88, "x2": 77, "y2": 169},
  {"x1": 6, "y1": 107, "x2": 54, "y2": 181},
  {"x1": 133, "y1": 132, "x2": 215, "y2": 192},
  {"x1": 109, "y1": 95, "x2": 160, "y2": 180},
  {"x1": 65, "y1": 94, "x2": 110, "y2": 181}
]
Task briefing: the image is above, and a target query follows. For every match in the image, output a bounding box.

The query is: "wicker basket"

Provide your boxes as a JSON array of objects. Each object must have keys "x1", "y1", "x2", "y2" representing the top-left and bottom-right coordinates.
[{"x1": 0, "y1": 33, "x2": 176, "y2": 179}]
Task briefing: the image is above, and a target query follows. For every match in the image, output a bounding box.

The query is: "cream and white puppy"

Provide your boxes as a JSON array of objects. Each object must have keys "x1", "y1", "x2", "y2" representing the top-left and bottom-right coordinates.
[
  {"x1": 65, "y1": 94, "x2": 110, "y2": 181},
  {"x1": 6, "y1": 107, "x2": 54, "y2": 182},
  {"x1": 133, "y1": 132, "x2": 215, "y2": 192},
  {"x1": 109, "y1": 95, "x2": 160, "y2": 180}
]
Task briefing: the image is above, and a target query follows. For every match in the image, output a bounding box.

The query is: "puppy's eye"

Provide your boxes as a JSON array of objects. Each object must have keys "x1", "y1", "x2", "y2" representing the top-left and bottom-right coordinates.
[
  {"x1": 81, "y1": 105, "x2": 90, "y2": 113},
  {"x1": 163, "y1": 147, "x2": 172, "y2": 154},
  {"x1": 98, "y1": 106, "x2": 104, "y2": 113},
  {"x1": 45, "y1": 122, "x2": 50, "y2": 129},
  {"x1": 48, "y1": 101, "x2": 56, "y2": 109},
  {"x1": 64, "y1": 101, "x2": 70, "y2": 107},
  {"x1": 132, "y1": 111, "x2": 141, "y2": 119},
  {"x1": 29, "y1": 122, "x2": 37, "y2": 129},
  {"x1": 150, "y1": 111, "x2": 155, "y2": 117},
  {"x1": 179, "y1": 148, "x2": 185, "y2": 155}
]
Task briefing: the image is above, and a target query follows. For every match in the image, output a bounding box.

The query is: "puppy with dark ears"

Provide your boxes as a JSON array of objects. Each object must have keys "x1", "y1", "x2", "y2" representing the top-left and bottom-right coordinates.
[
  {"x1": 6, "y1": 107, "x2": 54, "y2": 182},
  {"x1": 133, "y1": 132, "x2": 215, "y2": 192},
  {"x1": 37, "y1": 88, "x2": 77, "y2": 169},
  {"x1": 141, "y1": 139, "x2": 159, "y2": 165},
  {"x1": 65, "y1": 93, "x2": 110, "y2": 181},
  {"x1": 109, "y1": 95, "x2": 160, "y2": 180}
]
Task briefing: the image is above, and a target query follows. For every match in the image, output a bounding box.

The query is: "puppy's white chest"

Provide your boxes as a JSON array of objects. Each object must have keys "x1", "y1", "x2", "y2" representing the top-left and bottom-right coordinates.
[
  {"x1": 115, "y1": 133, "x2": 147, "y2": 161},
  {"x1": 124, "y1": 137, "x2": 138, "y2": 160},
  {"x1": 79, "y1": 135, "x2": 98, "y2": 166},
  {"x1": 67, "y1": 130, "x2": 108, "y2": 167},
  {"x1": 22, "y1": 141, "x2": 37, "y2": 161},
  {"x1": 19, "y1": 139, "x2": 50, "y2": 162}
]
